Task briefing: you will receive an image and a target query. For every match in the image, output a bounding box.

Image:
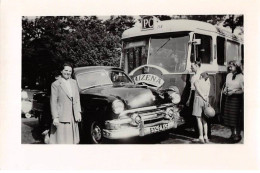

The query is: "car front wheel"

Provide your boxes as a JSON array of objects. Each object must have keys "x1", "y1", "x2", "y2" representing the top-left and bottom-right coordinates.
[{"x1": 90, "y1": 121, "x2": 103, "y2": 144}]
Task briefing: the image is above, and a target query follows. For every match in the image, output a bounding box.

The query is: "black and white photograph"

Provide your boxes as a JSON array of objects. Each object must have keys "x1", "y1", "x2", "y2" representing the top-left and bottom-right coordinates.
[
  {"x1": 21, "y1": 15, "x2": 245, "y2": 145},
  {"x1": 1, "y1": 0, "x2": 260, "y2": 171}
]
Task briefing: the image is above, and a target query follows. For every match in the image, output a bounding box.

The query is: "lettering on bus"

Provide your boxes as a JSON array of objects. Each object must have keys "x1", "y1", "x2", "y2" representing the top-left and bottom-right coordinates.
[
  {"x1": 134, "y1": 74, "x2": 164, "y2": 87},
  {"x1": 142, "y1": 16, "x2": 154, "y2": 30}
]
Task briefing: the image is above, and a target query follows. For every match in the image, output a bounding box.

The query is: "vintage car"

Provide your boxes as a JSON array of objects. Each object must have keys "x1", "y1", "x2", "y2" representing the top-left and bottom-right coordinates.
[
  {"x1": 21, "y1": 89, "x2": 42, "y2": 118},
  {"x1": 34, "y1": 66, "x2": 184, "y2": 144}
]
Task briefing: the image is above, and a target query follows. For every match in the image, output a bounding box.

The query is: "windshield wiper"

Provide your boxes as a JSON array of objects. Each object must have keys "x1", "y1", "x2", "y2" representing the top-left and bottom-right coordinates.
[{"x1": 156, "y1": 37, "x2": 171, "y2": 52}]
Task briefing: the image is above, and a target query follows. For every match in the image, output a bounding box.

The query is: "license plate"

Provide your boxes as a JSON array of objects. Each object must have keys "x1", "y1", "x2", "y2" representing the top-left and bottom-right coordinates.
[{"x1": 150, "y1": 124, "x2": 168, "y2": 134}]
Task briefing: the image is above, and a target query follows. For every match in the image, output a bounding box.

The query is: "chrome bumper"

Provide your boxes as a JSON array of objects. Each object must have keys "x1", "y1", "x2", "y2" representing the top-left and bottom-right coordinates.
[
  {"x1": 103, "y1": 120, "x2": 176, "y2": 139},
  {"x1": 103, "y1": 103, "x2": 181, "y2": 139}
]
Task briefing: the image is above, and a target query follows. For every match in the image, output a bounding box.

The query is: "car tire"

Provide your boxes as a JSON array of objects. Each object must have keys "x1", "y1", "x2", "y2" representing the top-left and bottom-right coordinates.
[
  {"x1": 89, "y1": 120, "x2": 104, "y2": 144},
  {"x1": 25, "y1": 113, "x2": 32, "y2": 118},
  {"x1": 80, "y1": 118, "x2": 105, "y2": 144}
]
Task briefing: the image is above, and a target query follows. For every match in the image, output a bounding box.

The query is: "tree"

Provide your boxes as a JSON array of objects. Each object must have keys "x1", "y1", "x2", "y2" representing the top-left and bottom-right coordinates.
[
  {"x1": 104, "y1": 15, "x2": 135, "y2": 36},
  {"x1": 154, "y1": 15, "x2": 172, "y2": 21},
  {"x1": 223, "y1": 15, "x2": 243, "y2": 33},
  {"x1": 22, "y1": 16, "x2": 135, "y2": 89}
]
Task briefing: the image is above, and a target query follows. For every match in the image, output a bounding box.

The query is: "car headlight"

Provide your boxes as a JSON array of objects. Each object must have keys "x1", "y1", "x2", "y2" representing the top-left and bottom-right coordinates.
[
  {"x1": 169, "y1": 92, "x2": 181, "y2": 104},
  {"x1": 112, "y1": 100, "x2": 125, "y2": 114}
]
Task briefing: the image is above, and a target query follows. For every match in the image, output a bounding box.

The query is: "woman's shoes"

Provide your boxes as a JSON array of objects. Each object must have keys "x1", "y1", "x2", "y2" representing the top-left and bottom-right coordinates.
[
  {"x1": 192, "y1": 137, "x2": 205, "y2": 144},
  {"x1": 229, "y1": 134, "x2": 236, "y2": 140},
  {"x1": 228, "y1": 134, "x2": 242, "y2": 143},
  {"x1": 42, "y1": 130, "x2": 50, "y2": 144},
  {"x1": 199, "y1": 138, "x2": 205, "y2": 144},
  {"x1": 204, "y1": 136, "x2": 210, "y2": 143},
  {"x1": 232, "y1": 135, "x2": 242, "y2": 143}
]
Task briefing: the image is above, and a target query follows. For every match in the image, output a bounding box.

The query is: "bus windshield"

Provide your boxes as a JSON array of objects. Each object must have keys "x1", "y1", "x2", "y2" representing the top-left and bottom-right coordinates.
[
  {"x1": 148, "y1": 34, "x2": 189, "y2": 73},
  {"x1": 122, "y1": 33, "x2": 190, "y2": 74}
]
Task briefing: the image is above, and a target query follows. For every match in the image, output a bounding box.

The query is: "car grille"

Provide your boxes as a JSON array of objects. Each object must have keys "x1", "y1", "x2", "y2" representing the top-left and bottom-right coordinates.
[
  {"x1": 144, "y1": 117, "x2": 165, "y2": 125},
  {"x1": 130, "y1": 107, "x2": 168, "y2": 126}
]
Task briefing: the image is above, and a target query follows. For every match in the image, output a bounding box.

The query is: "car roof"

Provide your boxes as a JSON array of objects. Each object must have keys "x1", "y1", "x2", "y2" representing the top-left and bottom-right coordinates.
[{"x1": 74, "y1": 66, "x2": 123, "y2": 76}]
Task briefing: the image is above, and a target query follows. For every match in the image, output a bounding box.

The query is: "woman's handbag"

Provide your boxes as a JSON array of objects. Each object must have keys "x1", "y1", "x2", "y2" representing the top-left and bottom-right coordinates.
[{"x1": 204, "y1": 103, "x2": 216, "y2": 118}]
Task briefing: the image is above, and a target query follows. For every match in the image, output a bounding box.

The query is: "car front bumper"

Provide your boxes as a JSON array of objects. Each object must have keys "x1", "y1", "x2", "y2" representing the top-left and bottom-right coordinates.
[{"x1": 103, "y1": 119, "x2": 177, "y2": 139}]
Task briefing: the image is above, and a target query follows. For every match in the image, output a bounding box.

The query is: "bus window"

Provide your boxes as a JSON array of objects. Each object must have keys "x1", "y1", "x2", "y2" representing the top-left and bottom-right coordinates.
[
  {"x1": 193, "y1": 34, "x2": 212, "y2": 64},
  {"x1": 123, "y1": 40, "x2": 149, "y2": 73},
  {"x1": 217, "y1": 36, "x2": 225, "y2": 65},
  {"x1": 226, "y1": 40, "x2": 239, "y2": 62},
  {"x1": 148, "y1": 33, "x2": 189, "y2": 73}
]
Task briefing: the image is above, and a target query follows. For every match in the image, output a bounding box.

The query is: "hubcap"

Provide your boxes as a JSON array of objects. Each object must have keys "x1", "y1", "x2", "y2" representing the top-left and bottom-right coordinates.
[{"x1": 91, "y1": 122, "x2": 102, "y2": 143}]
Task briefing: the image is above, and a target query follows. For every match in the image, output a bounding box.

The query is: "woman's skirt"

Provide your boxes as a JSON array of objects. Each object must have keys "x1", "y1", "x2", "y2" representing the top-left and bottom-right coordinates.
[
  {"x1": 223, "y1": 94, "x2": 243, "y2": 128},
  {"x1": 49, "y1": 116, "x2": 80, "y2": 144},
  {"x1": 192, "y1": 96, "x2": 206, "y2": 117}
]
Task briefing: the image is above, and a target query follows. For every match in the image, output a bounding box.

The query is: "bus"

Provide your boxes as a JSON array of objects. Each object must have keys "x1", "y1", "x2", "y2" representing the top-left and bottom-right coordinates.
[{"x1": 120, "y1": 16, "x2": 244, "y2": 121}]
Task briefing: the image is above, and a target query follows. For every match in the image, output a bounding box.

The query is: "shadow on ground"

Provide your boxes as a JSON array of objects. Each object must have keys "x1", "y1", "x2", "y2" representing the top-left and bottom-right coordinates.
[
  {"x1": 22, "y1": 118, "x2": 44, "y2": 144},
  {"x1": 172, "y1": 123, "x2": 243, "y2": 144}
]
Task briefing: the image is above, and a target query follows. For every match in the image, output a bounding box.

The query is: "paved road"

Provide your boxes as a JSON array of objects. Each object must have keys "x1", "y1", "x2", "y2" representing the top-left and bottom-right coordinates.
[{"x1": 22, "y1": 117, "x2": 243, "y2": 144}]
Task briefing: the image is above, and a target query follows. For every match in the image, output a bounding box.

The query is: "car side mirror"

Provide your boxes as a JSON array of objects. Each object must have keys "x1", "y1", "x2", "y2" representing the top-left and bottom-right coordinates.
[
  {"x1": 189, "y1": 39, "x2": 201, "y2": 45},
  {"x1": 193, "y1": 39, "x2": 201, "y2": 45}
]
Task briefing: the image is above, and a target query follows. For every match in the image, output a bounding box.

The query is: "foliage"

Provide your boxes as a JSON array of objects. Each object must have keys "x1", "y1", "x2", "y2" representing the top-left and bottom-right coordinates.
[
  {"x1": 223, "y1": 15, "x2": 243, "y2": 33},
  {"x1": 22, "y1": 16, "x2": 135, "y2": 88}
]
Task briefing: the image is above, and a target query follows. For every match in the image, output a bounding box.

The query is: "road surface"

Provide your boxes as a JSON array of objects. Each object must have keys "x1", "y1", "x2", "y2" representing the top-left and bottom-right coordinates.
[{"x1": 22, "y1": 117, "x2": 243, "y2": 144}]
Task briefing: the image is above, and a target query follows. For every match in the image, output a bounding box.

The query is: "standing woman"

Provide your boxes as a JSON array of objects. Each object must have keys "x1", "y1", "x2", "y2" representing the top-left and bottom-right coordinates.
[
  {"x1": 186, "y1": 61, "x2": 202, "y2": 138},
  {"x1": 193, "y1": 72, "x2": 211, "y2": 143},
  {"x1": 49, "y1": 62, "x2": 82, "y2": 144},
  {"x1": 223, "y1": 60, "x2": 244, "y2": 143}
]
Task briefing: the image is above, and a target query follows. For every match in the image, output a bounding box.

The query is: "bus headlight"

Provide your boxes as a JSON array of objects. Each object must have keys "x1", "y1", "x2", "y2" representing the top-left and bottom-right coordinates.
[
  {"x1": 169, "y1": 93, "x2": 181, "y2": 104},
  {"x1": 112, "y1": 100, "x2": 125, "y2": 114}
]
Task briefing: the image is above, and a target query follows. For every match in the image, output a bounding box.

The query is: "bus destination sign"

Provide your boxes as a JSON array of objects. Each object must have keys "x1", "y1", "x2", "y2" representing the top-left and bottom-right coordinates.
[{"x1": 142, "y1": 16, "x2": 154, "y2": 30}]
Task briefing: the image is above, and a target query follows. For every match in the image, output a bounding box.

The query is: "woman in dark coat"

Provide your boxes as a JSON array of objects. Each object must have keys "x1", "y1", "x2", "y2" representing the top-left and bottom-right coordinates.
[{"x1": 223, "y1": 60, "x2": 244, "y2": 143}]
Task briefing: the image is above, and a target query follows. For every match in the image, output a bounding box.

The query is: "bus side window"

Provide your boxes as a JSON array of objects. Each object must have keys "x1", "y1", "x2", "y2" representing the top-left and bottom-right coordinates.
[
  {"x1": 194, "y1": 34, "x2": 212, "y2": 64},
  {"x1": 217, "y1": 36, "x2": 225, "y2": 65},
  {"x1": 226, "y1": 40, "x2": 239, "y2": 62}
]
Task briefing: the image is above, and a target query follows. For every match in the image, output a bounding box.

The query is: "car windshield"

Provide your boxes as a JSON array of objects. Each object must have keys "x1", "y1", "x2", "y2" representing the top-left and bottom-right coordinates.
[
  {"x1": 76, "y1": 70, "x2": 133, "y2": 89},
  {"x1": 148, "y1": 33, "x2": 189, "y2": 73}
]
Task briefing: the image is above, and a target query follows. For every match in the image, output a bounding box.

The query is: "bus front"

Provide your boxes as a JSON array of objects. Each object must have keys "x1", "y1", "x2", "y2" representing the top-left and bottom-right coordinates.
[{"x1": 121, "y1": 17, "x2": 193, "y2": 98}]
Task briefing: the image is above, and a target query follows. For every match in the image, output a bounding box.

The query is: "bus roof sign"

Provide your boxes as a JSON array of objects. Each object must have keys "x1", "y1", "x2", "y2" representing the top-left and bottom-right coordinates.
[{"x1": 142, "y1": 16, "x2": 154, "y2": 30}]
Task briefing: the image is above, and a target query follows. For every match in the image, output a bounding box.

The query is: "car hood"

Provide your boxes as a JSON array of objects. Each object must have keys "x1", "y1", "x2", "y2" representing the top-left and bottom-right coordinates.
[{"x1": 82, "y1": 85, "x2": 158, "y2": 109}]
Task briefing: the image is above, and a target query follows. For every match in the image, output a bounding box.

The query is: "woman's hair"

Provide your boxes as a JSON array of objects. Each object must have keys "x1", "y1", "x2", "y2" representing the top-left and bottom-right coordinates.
[
  {"x1": 61, "y1": 62, "x2": 73, "y2": 70},
  {"x1": 200, "y1": 72, "x2": 209, "y2": 81},
  {"x1": 228, "y1": 60, "x2": 242, "y2": 80}
]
